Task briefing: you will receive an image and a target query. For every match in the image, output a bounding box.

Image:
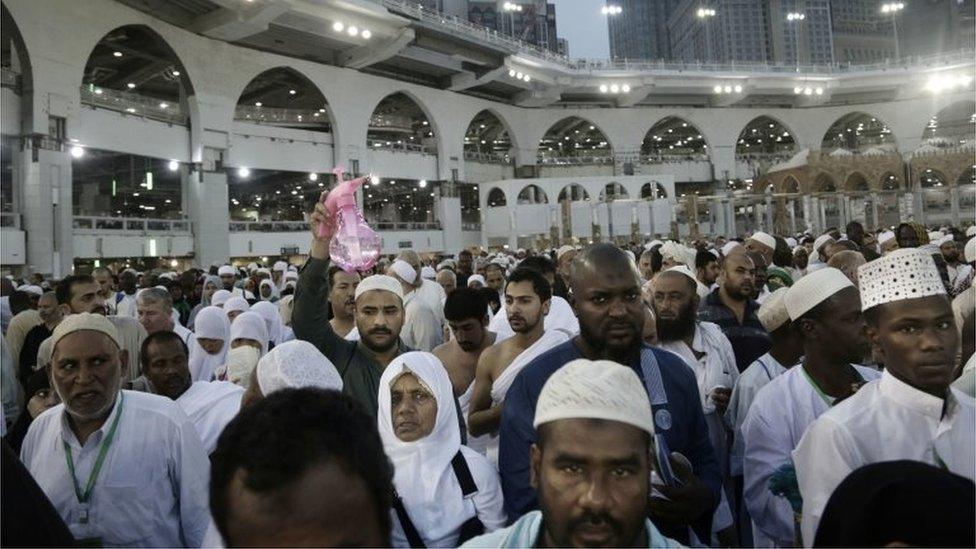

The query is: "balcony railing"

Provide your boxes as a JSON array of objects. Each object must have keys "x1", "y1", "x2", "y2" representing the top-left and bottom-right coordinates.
[
  {"x1": 73, "y1": 216, "x2": 192, "y2": 233},
  {"x1": 79, "y1": 86, "x2": 188, "y2": 125},
  {"x1": 464, "y1": 150, "x2": 513, "y2": 164},
  {"x1": 368, "y1": 138, "x2": 437, "y2": 155},
  {"x1": 1, "y1": 67, "x2": 21, "y2": 92},
  {"x1": 229, "y1": 221, "x2": 308, "y2": 232},
  {"x1": 0, "y1": 212, "x2": 21, "y2": 229},
  {"x1": 373, "y1": 221, "x2": 442, "y2": 231},
  {"x1": 537, "y1": 154, "x2": 615, "y2": 166}
]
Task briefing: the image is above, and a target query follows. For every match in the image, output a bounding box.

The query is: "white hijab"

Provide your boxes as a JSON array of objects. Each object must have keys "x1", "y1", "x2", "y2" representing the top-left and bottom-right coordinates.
[
  {"x1": 259, "y1": 279, "x2": 280, "y2": 301},
  {"x1": 378, "y1": 352, "x2": 470, "y2": 547},
  {"x1": 211, "y1": 289, "x2": 232, "y2": 307},
  {"x1": 188, "y1": 305, "x2": 230, "y2": 382},
  {"x1": 224, "y1": 296, "x2": 250, "y2": 319},
  {"x1": 250, "y1": 301, "x2": 284, "y2": 345},
  {"x1": 230, "y1": 311, "x2": 269, "y2": 357}
]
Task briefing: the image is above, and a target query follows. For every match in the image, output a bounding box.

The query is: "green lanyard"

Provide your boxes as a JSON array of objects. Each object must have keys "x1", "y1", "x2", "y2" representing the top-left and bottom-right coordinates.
[
  {"x1": 801, "y1": 365, "x2": 865, "y2": 406},
  {"x1": 63, "y1": 394, "x2": 124, "y2": 504}
]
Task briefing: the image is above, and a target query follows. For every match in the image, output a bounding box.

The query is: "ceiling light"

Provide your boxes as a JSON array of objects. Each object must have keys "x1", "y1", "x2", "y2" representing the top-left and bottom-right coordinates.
[
  {"x1": 815, "y1": 87, "x2": 824, "y2": 95},
  {"x1": 621, "y1": 84, "x2": 631, "y2": 92},
  {"x1": 238, "y1": 167, "x2": 250, "y2": 178},
  {"x1": 508, "y1": 69, "x2": 516, "y2": 77},
  {"x1": 347, "y1": 26, "x2": 359, "y2": 36},
  {"x1": 516, "y1": 72, "x2": 524, "y2": 80},
  {"x1": 361, "y1": 29, "x2": 372, "y2": 39},
  {"x1": 523, "y1": 75, "x2": 531, "y2": 82},
  {"x1": 113, "y1": 51, "x2": 122, "y2": 58},
  {"x1": 168, "y1": 160, "x2": 179, "y2": 171},
  {"x1": 126, "y1": 108, "x2": 136, "y2": 113},
  {"x1": 333, "y1": 21, "x2": 344, "y2": 32},
  {"x1": 610, "y1": 84, "x2": 620, "y2": 93},
  {"x1": 371, "y1": 175, "x2": 380, "y2": 185},
  {"x1": 289, "y1": 89, "x2": 296, "y2": 95},
  {"x1": 171, "y1": 70, "x2": 180, "y2": 76},
  {"x1": 94, "y1": 88, "x2": 103, "y2": 95},
  {"x1": 126, "y1": 82, "x2": 136, "y2": 89},
  {"x1": 308, "y1": 172, "x2": 318, "y2": 181},
  {"x1": 599, "y1": 84, "x2": 609, "y2": 93},
  {"x1": 713, "y1": 85, "x2": 722, "y2": 93},
  {"x1": 418, "y1": 179, "x2": 428, "y2": 188},
  {"x1": 70, "y1": 145, "x2": 84, "y2": 158},
  {"x1": 804, "y1": 87, "x2": 813, "y2": 95},
  {"x1": 254, "y1": 101, "x2": 262, "y2": 107},
  {"x1": 733, "y1": 84, "x2": 743, "y2": 93},
  {"x1": 793, "y1": 86, "x2": 802, "y2": 94},
  {"x1": 724, "y1": 85, "x2": 732, "y2": 93},
  {"x1": 159, "y1": 102, "x2": 168, "y2": 109}
]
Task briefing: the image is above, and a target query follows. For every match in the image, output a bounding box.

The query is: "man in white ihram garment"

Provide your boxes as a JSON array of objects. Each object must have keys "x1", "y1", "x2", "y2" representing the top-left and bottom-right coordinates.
[
  {"x1": 652, "y1": 266, "x2": 739, "y2": 544},
  {"x1": 486, "y1": 255, "x2": 579, "y2": 342},
  {"x1": 19, "y1": 313, "x2": 210, "y2": 547},
  {"x1": 793, "y1": 248, "x2": 976, "y2": 546},
  {"x1": 742, "y1": 267, "x2": 879, "y2": 547},
  {"x1": 388, "y1": 259, "x2": 443, "y2": 352}
]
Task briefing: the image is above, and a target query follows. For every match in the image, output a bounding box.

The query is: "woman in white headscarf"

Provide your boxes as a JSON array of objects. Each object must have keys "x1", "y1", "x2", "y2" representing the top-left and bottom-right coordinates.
[
  {"x1": 250, "y1": 301, "x2": 290, "y2": 348},
  {"x1": 189, "y1": 305, "x2": 231, "y2": 382},
  {"x1": 211, "y1": 289, "x2": 232, "y2": 308},
  {"x1": 378, "y1": 352, "x2": 505, "y2": 547},
  {"x1": 223, "y1": 296, "x2": 250, "y2": 323},
  {"x1": 258, "y1": 279, "x2": 280, "y2": 303},
  {"x1": 188, "y1": 275, "x2": 221, "y2": 329},
  {"x1": 216, "y1": 311, "x2": 268, "y2": 388}
]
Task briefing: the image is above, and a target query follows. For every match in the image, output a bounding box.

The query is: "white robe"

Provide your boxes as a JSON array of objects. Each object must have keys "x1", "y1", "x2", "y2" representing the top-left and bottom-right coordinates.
[
  {"x1": 743, "y1": 363, "x2": 880, "y2": 547},
  {"x1": 727, "y1": 353, "x2": 790, "y2": 477},
  {"x1": 794, "y1": 370, "x2": 976, "y2": 546},
  {"x1": 115, "y1": 292, "x2": 138, "y2": 318},
  {"x1": 400, "y1": 291, "x2": 443, "y2": 352},
  {"x1": 107, "y1": 316, "x2": 148, "y2": 382},
  {"x1": 487, "y1": 296, "x2": 578, "y2": 342},
  {"x1": 176, "y1": 381, "x2": 243, "y2": 454}
]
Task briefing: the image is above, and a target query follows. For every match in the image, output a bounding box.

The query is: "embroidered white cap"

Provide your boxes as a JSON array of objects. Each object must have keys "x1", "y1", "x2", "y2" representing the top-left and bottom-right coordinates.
[
  {"x1": 217, "y1": 265, "x2": 236, "y2": 277},
  {"x1": 758, "y1": 287, "x2": 791, "y2": 331},
  {"x1": 420, "y1": 266, "x2": 436, "y2": 280},
  {"x1": 858, "y1": 248, "x2": 946, "y2": 311},
  {"x1": 557, "y1": 245, "x2": 576, "y2": 260},
  {"x1": 257, "y1": 340, "x2": 343, "y2": 395},
  {"x1": 967, "y1": 226, "x2": 976, "y2": 237},
  {"x1": 721, "y1": 241, "x2": 742, "y2": 256},
  {"x1": 51, "y1": 312, "x2": 121, "y2": 350},
  {"x1": 750, "y1": 231, "x2": 777, "y2": 251},
  {"x1": 878, "y1": 230, "x2": 896, "y2": 245},
  {"x1": 785, "y1": 267, "x2": 854, "y2": 320},
  {"x1": 966, "y1": 237, "x2": 976, "y2": 263},
  {"x1": 813, "y1": 233, "x2": 835, "y2": 252},
  {"x1": 355, "y1": 274, "x2": 404, "y2": 301},
  {"x1": 534, "y1": 359, "x2": 654, "y2": 436}
]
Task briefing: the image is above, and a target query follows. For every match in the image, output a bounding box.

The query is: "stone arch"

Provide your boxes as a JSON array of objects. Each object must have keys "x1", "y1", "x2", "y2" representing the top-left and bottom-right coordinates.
[
  {"x1": 879, "y1": 172, "x2": 902, "y2": 190},
  {"x1": 463, "y1": 108, "x2": 518, "y2": 159},
  {"x1": 813, "y1": 172, "x2": 838, "y2": 192},
  {"x1": 641, "y1": 116, "x2": 709, "y2": 160},
  {"x1": 821, "y1": 112, "x2": 897, "y2": 153},
  {"x1": 735, "y1": 115, "x2": 798, "y2": 159},
  {"x1": 782, "y1": 175, "x2": 800, "y2": 193},
  {"x1": 921, "y1": 100, "x2": 975, "y2": 146},
  {"x1": 599, "y1": 182, "x2": 629, "y2": 201},
  {"x1": 845, "y1": 171, "x2": 870, "y2": 192},
  {"x1": 558, "y1": 184, "x2": 590, "y2": 202},
  {"x1": 918, "y1": 168, "x2": 950, "y2": 188},
  {"x1": 486, "y1": 187, "x2": 507, "y2": 207},
  {"x1": 366, "y1": 90, "x2": 441, "y2": 155},
  {"x1": 80, "y1": 24, "x2": 197, "y2": 124},
  {"x1": 640, "y1": 182, "x2": 668, "y2": 199},
  {"x1": 234, "y1": 66, "x2": 335, "y2": 134},
  {"x1": 958, "y1": 166, "x2": 975, "y2": 186},
  {"x1": 537, "y1": 116, "x2": 613, "y2": 161},
  {"x1": 1, "y1": 4, "x2": 33, "y2": 129},
  {"x1": 517, "y1": 184, "x2": 548, "y2": 204}
]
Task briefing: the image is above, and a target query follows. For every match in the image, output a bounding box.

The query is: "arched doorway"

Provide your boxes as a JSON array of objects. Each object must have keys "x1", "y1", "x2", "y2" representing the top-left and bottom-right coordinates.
[
  {"x1": 600, "y1": 182, "x2": 628, "y2": 202},
  {"x1": 558, "y1": 184, "x2": 590, "y2": 202},
  {"x1": 641, "y1": 117, "x2": 708, "y2": 163},
  {"x1": 735, "y1": 116, "x2": 798, "y2": 177},
  {"x1": 922, "y1": 100, "x2": 975, "y2": 147},
  {"x1": 463, "y1": 109, "x2": 514, "y2": 163},
  {"x1": 517, "y1": 184, "x2": 548, "y2": 204},
  {"x1": 821, "y1": 112, "x2": 897, "y2": 154},
  {"x1": 537, "y1": 117, "x2": 612, "y2": 164},
  {"x1": 486, "y1": 187, "x2": 507, "y2": 207},
  {"x1": 640, "y1": 182, "x2": 668, "y2": 200},
  {"x1": 235, "y1": 67, "x2": 332, "y2": 133},
  {"x1": 367, "y1": 92, "x2": 437, "y2": 155}
]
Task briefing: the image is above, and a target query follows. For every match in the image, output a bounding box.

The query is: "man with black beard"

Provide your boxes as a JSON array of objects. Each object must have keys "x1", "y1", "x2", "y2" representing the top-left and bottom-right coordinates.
[
  {"x1": 498, "y1": 244, "x2": 721, "y2": 544},
  {"x1": 653, "y1": 268, "x2": 740, "y2": 545}
]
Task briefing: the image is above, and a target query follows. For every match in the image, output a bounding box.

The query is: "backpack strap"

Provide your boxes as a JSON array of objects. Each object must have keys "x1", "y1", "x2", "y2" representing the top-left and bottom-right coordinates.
[
  {"x1": 391, "y1": 490, "x2": 426, "y2": 548},
  {"x1": 451, "y1": 451, "x2": 478, "y2": 497}
]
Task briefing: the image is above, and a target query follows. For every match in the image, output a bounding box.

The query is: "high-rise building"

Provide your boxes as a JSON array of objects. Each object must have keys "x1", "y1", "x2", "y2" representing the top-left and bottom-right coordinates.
[
  {"x1": 896, "y1": 0, "x2": 975, "y2": 58},
  {"x1": 830, "y1": 0, "x2": 897, "y2": 63},
  {"x1": 768, "y1": 0, "x2": 835, "y2": 65},
  {"x1": 607, "y1": 0, "x2": 681, "y2": 60},
  {"x1": 669, "y1": 0, "x2": 771, "y2": 63},
  {"x1": 465, "y1": 1, "x2": 557, "y2": 51}
]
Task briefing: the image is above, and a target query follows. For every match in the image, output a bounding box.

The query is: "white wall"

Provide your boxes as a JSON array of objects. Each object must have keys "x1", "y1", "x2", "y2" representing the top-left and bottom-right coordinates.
[
  {"x1": 225, "y1": 122, "x2": 335, "y2": 173},
  {"x1": 229, "y1": 229, "x2": 448, "y2": 257},
  {"x1": 465, "y1": 161, "x2": 514, "y2": 184},
  {"x1": 539, "y1": 164, "x2": 616, "y2": 178},
  {"x1": 74, "y1": 108, "x2": 191, "y2": 161},
  {"x1": 637, "y1": 161, "x2": 713, "y2": 183},
  {"x1": 1, "y1": 89, "x2": 21, "y2": 136},
  {"x1": 73, "y1": 234, "x2": 194, "y2": 259},
  {"x1": 1, "y1": 230, "x2": 26, "y2": 265},
  {"x1": 365, "y1": 149, "x2": 439, "y2": 181}
]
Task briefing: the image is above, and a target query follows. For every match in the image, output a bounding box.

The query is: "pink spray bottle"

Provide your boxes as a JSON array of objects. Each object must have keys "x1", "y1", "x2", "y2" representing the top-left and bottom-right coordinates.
[{"x1": 317, "y1": 167, "x2": 381, "y2": 272}]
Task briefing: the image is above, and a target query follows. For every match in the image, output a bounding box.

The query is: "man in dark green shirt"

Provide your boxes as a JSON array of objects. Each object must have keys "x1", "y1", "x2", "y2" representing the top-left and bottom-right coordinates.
[{"x1": 293, "y1": 198, "x2": 409, "y2": 418}]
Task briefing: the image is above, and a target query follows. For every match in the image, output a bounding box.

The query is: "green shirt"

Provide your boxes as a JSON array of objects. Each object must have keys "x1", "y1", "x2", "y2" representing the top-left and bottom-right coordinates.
[{"x1": 292, "y1": 257, "x2": 409, "y2": 418}]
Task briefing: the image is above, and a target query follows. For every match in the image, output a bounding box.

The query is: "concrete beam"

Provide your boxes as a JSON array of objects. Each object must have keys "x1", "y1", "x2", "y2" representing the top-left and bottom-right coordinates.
[
  {"x1": 616, "y1": 83, "x2": 655, "y2": 107},
  {"x1": 514, "y1": 87, "x2": 564, "y2": 107},
  {"x1": 340, "y1": 28, "x2": 416, "y2": 69},
  {"x1": 449, "y1": 66, "x2": 507, "y2": 91},
  {"x1": 398, "y1": 46, "x2": 464, "y2": 72},
  {"x1": 190, "y1": 3, "x2": 292, "y2": 42}
]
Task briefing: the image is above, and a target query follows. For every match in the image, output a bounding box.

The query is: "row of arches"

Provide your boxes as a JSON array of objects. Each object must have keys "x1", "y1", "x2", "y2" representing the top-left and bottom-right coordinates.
[
  {"x1": 7, "y1": 17, "x2": 976, "y2": 166},
  {"x1": 486, "y1": 181, "x2": 670, "y2": 207}
]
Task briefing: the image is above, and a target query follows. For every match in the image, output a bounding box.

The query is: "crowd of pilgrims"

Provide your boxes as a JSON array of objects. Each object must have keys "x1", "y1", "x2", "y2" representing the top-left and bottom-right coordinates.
[{"x1": 1, "y1": 205, "x2": 974, "y2": 548}]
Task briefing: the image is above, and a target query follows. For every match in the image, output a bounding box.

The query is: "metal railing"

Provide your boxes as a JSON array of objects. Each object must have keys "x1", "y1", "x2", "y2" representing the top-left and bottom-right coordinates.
[
  {"x1": 368, "y1": 138, "x2": 437, "y2": 155},
  {"x1": 1, "y1": 67, "x2": 21, "y2": 92},
  {"x1": 234, "y1": 105, "x2": 331, "y2": 127},
  {"x1": 79, "y1": 86, "x2": 188, "y2": 125},
  {"x1": 373, "y1": 0, "x2": 973, "y2": 75},
  {"x1": 73, "y1": 216, "x2": 191, "y2": 233},
  {"x1": 0, "y1": 212, "x2": 21, "y2": 229},
  {"x1": 538, "y1": 154, "x2": 615, "y2": 166},
  {"x1": 910, "y1": 143, "x2": 976, "y2": 158},
  {"x1": 373, "y1": 221, "x2": 442, "y2": 231},
  {"x1": 229, "y1": 221, "x2": 308, "y2": 232},
  {"x1": 464, "y1": 150, "x2": 513, "y2": 164}
]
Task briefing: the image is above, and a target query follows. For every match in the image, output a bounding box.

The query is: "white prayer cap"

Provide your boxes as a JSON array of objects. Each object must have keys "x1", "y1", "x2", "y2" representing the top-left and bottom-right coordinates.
[
  {"x1": 246, "y1": 262, "x2": 258, "y2": 272},
  {"x1": 721, "y1": 241, "x2": 742, "y2": 256},
  {"x1": 158, "y1": 272, "x2": 176, "y2": 280},
  {"x1": 256, "y1": 340, "x2": 342, "y2": 396},
  {"x1": 967, "y1": 226, "x2": 976, "y2": 237},
  {"x1": 211, "y1": 290, "x2": 232, "y2": 307},
  {"x1": 557, "y1": 245, "x2": 575, "y2": 260},
  {"x1": 928, "y1": 231, "x2": 943, "y2": 242},
  {"x1": 283, "y1": 271, "x2": 298, "y2": 282},
  {"x1": 217, "y1": 265, "x2": 236, "y2": 277},
  {"x1": 813, "y1": 233, "x2": 835, "y2": 252},
  {"x1": 644, "y1": 239, "x2": 664, "y2": 251},
  {"x1": 625, "y1": 250, "x2": 636, "y2": 264},
  {"x1": 534, "y1": 359, "x2": 654, "y2": 436},
  {"x1": 785, "y1": 267, "x2": 853, "y2": 320},
  {"x1": 750, "y1": 231, "x2": 776, "y2": 250},
  {"x1": 51, "y1": 312, "x2": 121, "y2": 350},
  {"x1": 663, "y1": 265, "x2": 698, "y2": 285},
  {"x1": 785, "y1": 237, "x2": 798, "y2": 249},
  {"x1": 420, "y1": 266, "x2": 436, "y2": 280},
  {"x1": 224, "y1": 296, "x2": 250, "y2": 315},
  {"x1": 758, "y1": 287, "x2": 791, "y2": 331},
  {"x1": 467, "y1": 274, "x2": 486, "y2": 287},
  {"x1": 20, "y1": 285, "x2": 42, "y2": 296},
  {"x1": 878, "y1": 230, "x2": 896, "y2": 245},
  {"x1": 273, "y1": 261, "x2": 288, "y2": 272},
  {"x1": 966, "y1": 237, "x2": 976, "y2": 263},
  {"x1": 355, "y1": 274, "x2": 404, "y2": 301},
  {"x1": 288, "y1": 265, "x2": 297, "y2": 272},
  {"x1": 256, "y1": 268, "x2": 271, "y2": 277},
  {"x1": 858, "y1": 248, "x2": 946, "y2": 311},
  {"x1": 389, "y1": 260, "x2": 417, "y2": 285},
  {"x1": 708, "y1": 249, "x2": 721, "y2": 259}
]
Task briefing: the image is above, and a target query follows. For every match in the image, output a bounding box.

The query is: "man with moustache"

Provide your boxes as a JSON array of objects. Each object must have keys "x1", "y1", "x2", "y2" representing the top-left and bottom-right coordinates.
[
  {"x1": 293, "y1": 196, "x2": 410, "y2": 418},
  {"x1": 498, "y1": 244, "x2": 721, "y2": 544},
  {"x1": 19, "y1": 313, "x2": 210, "y2": 546},
  {"x1": 56, "y1": 275, "x2": 147, "y2": 383},
  {"x1": 326, "y1": 266, "x2": 360, "y2": 339},
  {"x1": 19, "y1": 292, "x2": 63, "y2": 380},
  {"x1": 468, "y1": 269, "x2": 567, "y2": 463}
]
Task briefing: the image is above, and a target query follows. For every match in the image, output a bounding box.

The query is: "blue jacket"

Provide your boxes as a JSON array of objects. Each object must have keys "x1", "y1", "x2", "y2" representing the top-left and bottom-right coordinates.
[{"x1": 497, "y1": 340, "x2": 721, "y2": 543}]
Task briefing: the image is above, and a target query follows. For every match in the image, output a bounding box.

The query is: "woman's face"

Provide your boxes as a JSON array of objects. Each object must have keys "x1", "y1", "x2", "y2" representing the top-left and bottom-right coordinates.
[
  {"x1": 28, "y1": 387, "x2": 60, "y2": 419},
  {"x1": 203, "y1": 282, "x2": 218, "y2": 300},
  {"x1": 260, "y1": 285, "x2": 272, "y2": 298},
  {"x1": 197, "y1": 337, "x2": 225, "y2": 355},
  {"x1": 390, "y1": 373, "x2": 437, "y2": 443}
]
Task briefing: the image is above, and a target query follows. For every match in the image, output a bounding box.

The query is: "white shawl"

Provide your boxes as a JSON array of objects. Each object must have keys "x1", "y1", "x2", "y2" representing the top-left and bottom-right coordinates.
[{"x1": 188, "y1": 306, "x2": 230, "y2": 382}]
